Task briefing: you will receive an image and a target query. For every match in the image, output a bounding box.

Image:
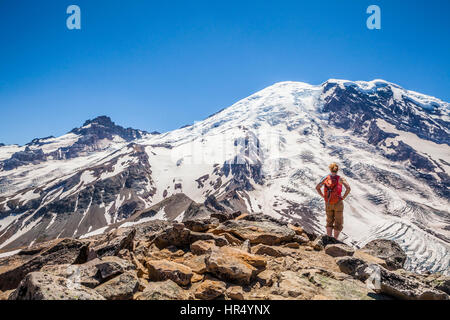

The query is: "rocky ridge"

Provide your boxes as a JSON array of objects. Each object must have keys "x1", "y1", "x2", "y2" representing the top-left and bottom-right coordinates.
[{"x1": 0, "y1": 214, "x2": 448, "y2": 301}]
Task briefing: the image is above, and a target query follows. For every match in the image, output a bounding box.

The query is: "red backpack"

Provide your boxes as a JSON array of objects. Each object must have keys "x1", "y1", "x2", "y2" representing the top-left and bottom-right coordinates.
[{"x1": 323, "y1": 175, "x2": 343, "y2": 204}]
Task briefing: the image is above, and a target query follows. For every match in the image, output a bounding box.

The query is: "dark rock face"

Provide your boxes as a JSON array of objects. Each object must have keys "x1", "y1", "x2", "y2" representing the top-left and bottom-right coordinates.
[
  {"x1": 181, "y1": 191, "x2": 246, "y2": 224},
  {"x1": 361, "y1": 239, "x2": 407, "y2": 271},
  {"x1": 385, "y1": 141, "x2": 435, "y2": 172},
  {"x1": 2, "y1": 147, "x2": 46, "y2": 170},
  {"x1": 94, "y1": 256, "x2": 136, "y2": 281},
  {"x1": 221, "y1": 133, "x2": 264, "y2": 192},
  {"x1": 322, "y1": 82, "x2": 449, "y2": 145},
  {"x1": 366, "y1": 121, "x2": 397, "y2": 145},
  {"x1": 321, "y1": 82, "x2": 449, "y2": 198},
  {"x1": 222, "y1": 160, "x2": 263, "y2": 192},
  {"x1": 204, "y1": 195, "x2": 226, "y2": 212}
]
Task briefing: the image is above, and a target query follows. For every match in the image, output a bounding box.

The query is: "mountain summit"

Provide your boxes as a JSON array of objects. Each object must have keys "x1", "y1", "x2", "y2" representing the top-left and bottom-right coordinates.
[
  {"x1": 71, "y1": 115, "x2": 149, "y2": 142},
  {"x1": 0, "y1": 79, "x2": 448, "y2": 276}
]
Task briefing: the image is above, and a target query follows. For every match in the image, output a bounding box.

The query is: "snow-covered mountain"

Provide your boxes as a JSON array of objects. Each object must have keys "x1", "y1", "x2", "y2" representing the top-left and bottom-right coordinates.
[{"x1": 0, "y1": 79, "x2": 449, "y2": 275}]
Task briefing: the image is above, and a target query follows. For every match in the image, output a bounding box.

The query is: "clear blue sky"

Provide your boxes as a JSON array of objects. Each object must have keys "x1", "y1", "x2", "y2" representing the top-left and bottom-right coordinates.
[{"x1": 0, "y1": 0, "x2": 449, "y2": 145}]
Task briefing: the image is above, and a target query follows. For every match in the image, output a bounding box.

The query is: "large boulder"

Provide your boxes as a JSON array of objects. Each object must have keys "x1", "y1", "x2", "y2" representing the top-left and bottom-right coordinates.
[
  {"x1": 153, "y1": 225, "x2": 191, "y2": 249},
  {"x1": 219, "y1": 246, "x2": 267, "y2": 269},
  {"x1": 40, "y1": 256, "x2": 135, "y2": 288},
  {"x1": 211, "y1": 220, "x2": 295, "y2": 245},
  {"x1": 325, "y1": 244, "x2": 355, "y2": 257},
  {"x1": 221, "y1": 233, "x2": 243, "y2": 245},
  {"x1": 95, "y1": 256, "x2": 136, "y2": 281},
  {"x1": 335, "y1": 257, "x2": 372, "y2": 281},
  {"x1": 376, "y1": 268, "x2": 449, "y2": 300},
  {"x1": 205, "y1": 247, "x2": 264, "y2": 285},
  {"x1": 41, "y1": 261, "x2": 101, "y2": 288},
  {"x1": 174, "y1": 253, "x2": 207, "y2": 274},
  {"x1": 188, "y1": 232, "x2": 229, "y2": 247},
  {"x1": 257, "y1": 269, "x2": 276, "y2": 287},
  {"x1": 361, "y1": 240, "x2": 407, "y2": 270},
  {"x1": 312, "y1": 235, "x2": 344, "y2": 251},
  {"x1": 8, "y1": 272, "x2": 105, "y2": 300},
  {"x1": 94, "y1": 271, "x2": 139, "y2": 300},
  {"x1": 190, "y1": 240, "x2": 217, "y2": 255},
  {"x1": 194, "y1": 279, "x2": 226, "y2": 300},
  {"x1": 0, "y1": 239, "x2": 88, "y2": 291},
  {"x1": 353, "y1": 250, "x2": 388, "y2": 269},
  {"x1": 93, "y1": 229, "x2": 136, "y2": 258},
  {"x1": 145, "y1": 259, "x2": 193, "y2": 286},
  {"x1": 133, "y1": 220, "x2": 172, "y2": 241},
  {"x1": 135, "y1": 279, "x2": 191, "y2": 300}
]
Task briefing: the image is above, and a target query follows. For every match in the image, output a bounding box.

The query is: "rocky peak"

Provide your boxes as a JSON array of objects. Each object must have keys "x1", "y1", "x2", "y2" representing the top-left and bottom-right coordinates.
[
  {"x1": 82, "y1": 115, "x2": 116, "y2": 128},
  {"x1": 71, "y1": 115, "x2": 148, "y2": 142}
]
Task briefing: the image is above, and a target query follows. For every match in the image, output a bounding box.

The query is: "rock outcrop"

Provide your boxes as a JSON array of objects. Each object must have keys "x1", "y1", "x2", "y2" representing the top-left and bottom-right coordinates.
[
  {"x1": 9, "y1": 272, "x2": 106, "y2": 300},
  {"x1": 94, "y1": 271, "x2": 139, "y2": 300},
  {"x1": 211, "y1": 219, "x2": 296, "y2": 245},
  {"x1": 0, "y1": 215, "x2": 447, "y2": 301},
  {"x1": 145, "y1": 259, "x2": 193, "y2": 286},
  {"x1": 376, "y1": 268, "x2": 448, "y2": 300},
  {"x1": 361, "y1": 239, "x2": 407, "y2": 270},
  {"x1": 0, "y1": 239, "x2": 88, "y2": 291}
]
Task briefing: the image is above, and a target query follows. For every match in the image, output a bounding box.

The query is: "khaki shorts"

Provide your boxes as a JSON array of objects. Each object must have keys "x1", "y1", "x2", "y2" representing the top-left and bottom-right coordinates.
[{"x1": 326, "y1": 200, "x2": 344, "y2": 231}]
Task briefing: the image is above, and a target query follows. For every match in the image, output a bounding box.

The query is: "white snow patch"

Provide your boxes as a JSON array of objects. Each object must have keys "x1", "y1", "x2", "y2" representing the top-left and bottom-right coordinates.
[
  {"x1": 79, "y1": 226, "x2": 108, "y2": 239},
  {"x1": 0, "y1": 249, "x2": 21, "y2": 259}
]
